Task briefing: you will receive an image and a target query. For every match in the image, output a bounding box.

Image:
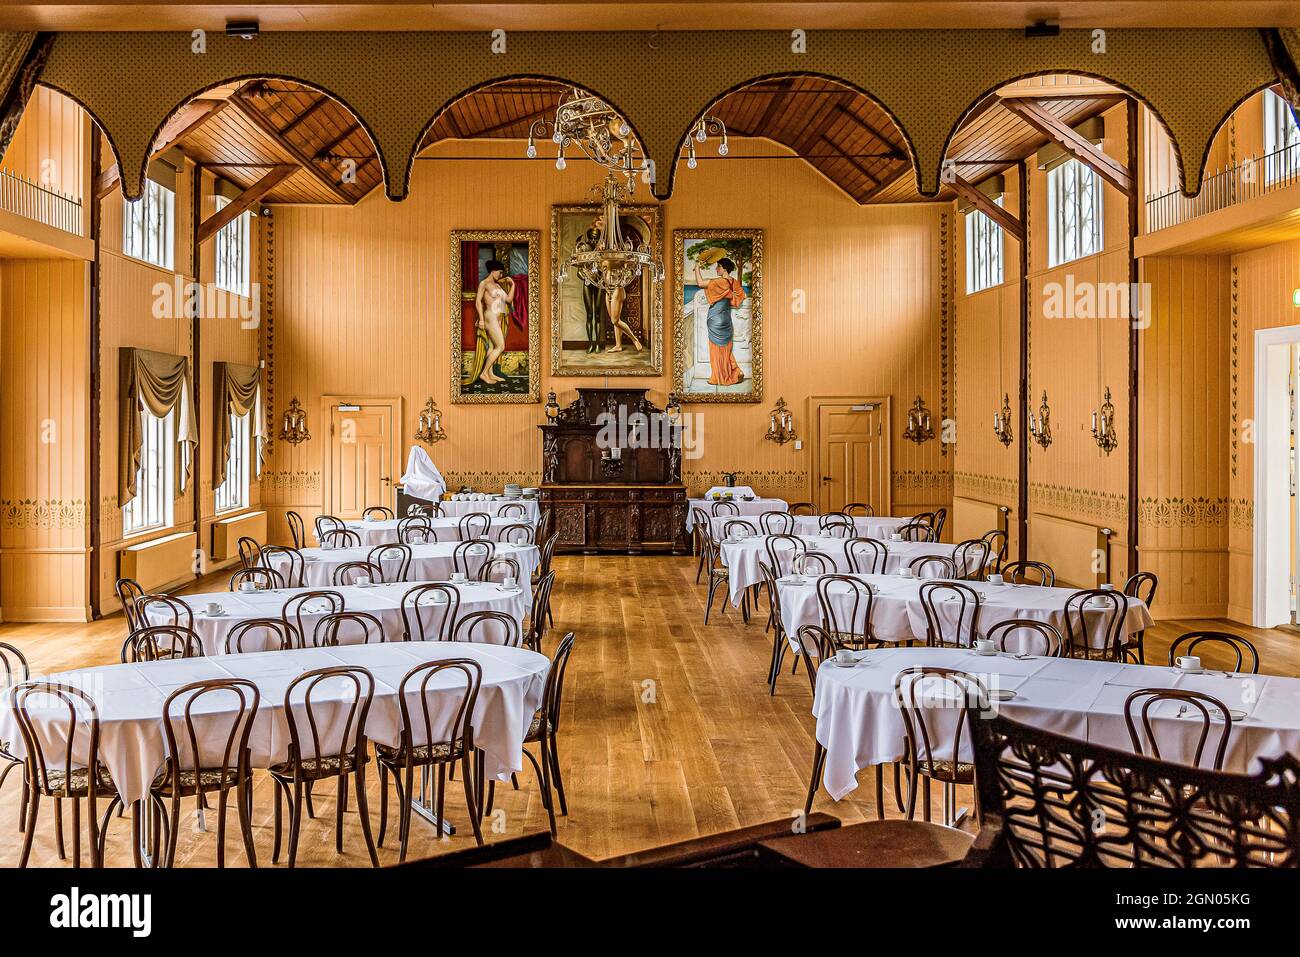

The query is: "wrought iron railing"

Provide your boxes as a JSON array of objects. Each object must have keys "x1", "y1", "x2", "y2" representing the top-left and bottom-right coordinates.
[
  {"x1": 0, "y1": 167, "x2": 83, "y2": 234},
  {"x1": 1145, "y1": 140, "x2": 1300, "y2": 233}
]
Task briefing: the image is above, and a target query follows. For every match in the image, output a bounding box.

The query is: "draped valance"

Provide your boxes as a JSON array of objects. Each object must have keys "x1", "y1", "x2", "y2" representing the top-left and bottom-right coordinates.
[
  {"x1": 212, "y1": 361, "x2": 266, "y2": 489},
  {"x1": 118, "y1": 347, "x2": 197, "y2": 506}
]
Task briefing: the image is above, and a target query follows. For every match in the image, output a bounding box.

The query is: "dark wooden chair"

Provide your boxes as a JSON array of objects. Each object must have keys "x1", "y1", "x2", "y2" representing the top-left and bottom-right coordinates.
[
  {"x1": 229, "y1": 566, "x2": 285, "y2": 591},
  {"x1": 895, "y1": 667, "x2": 987, "y2": 826},
  {"x1": 1001, "y1": 560, "x2": 1054, "y2": 586},
  {"x1": 286, "y1": 510, "x2": 307, "y2": 549},
  {"x1": 332, "y1": 559, "x2": 384, "y2": 587},
  {"x1": 224, "y1": 617, "x2": 299, "y2": 654},
  {"x1": 1168, "y1": 630, "x2": 1260, "y2": 674},
  {"x1": 986, "y1": 618, "x2": 1064, "y2": 657},
  {"x1": 1124, "y1": 687, "x2": 1233, "y2": 771},
  {"x1": 313, "y1": 610, "x2": 386, "y2": 647},
  {"x1": 121, "y1": 624, "x2": 204, "y2": 663},
  {"x1": 458, "y1": 511, "x2": 492, "y2": 541},
  {"x1": 236, "y1": 536, "x2": 262, "y2": 570},
  {"x1": 362, "y1": 506, "x2": 394, "y2": 520},
  {"x1": 1121, "y1": 571, "x2": 1159, "y2": 663},
  {"x1": 400, "y1": 583, "x2": 461, "y2": 642},
  {"x1": 282, "y1": 590, "x2": 345, "y2": 644},
  {"x1": 260, "y1": 545, "x2": 305, "y2": 587},
  {"x1": 367, "y1": 543, "x2": 412, "y2": 583},
  {"x1": 0, "y1": 642, "x2": 30, "y2": 830},
  {"x1": 1063, "y1": 588, "x2": 1130, "y2": 660},
  {"x1": 845, "y1": 537, "x2": 887, "y2": 575},
  {"x1": 918, "y1": 580, "x2": 982, "y2": 648},
  {"x1": 320, "y1": 528, "x2": 362, "y2": 548},
  {"x1": 452, "y1": 609, "x2": 523, "y2": 647},
  {"x1": 115, "y1": 577, "x2": 146, "y2": 632}
]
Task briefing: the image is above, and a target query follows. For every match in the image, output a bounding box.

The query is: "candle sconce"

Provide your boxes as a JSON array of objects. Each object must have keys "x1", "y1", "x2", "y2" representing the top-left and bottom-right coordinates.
[
  {"x1": 992, "y1": 393, "x2": 1014, "y2": 447},
  {"x1": 665, "y1": 392, "x2": 683, "y2": 423},
  {"x1": 1028, "y1": 391, "x2": 1053, "y2": 450},
  {"x1": 278, "y1": 397, "x2": 311, "y2": 446},
  {"x1": 902, "y1": 395, "x2": 934, "y2": 445},
  {"x1": 415, "y1": 397, "x2": 447, "y2": 444},
  {"x1": 764, "y1": 397, "x2": 797, "y2": 446},
  {"x1": 544, "y1": 390, "x2": 560, "y2": 422},
  {"x1": 1091, "y1": 387, "x2": 1118, "y2": 455}
]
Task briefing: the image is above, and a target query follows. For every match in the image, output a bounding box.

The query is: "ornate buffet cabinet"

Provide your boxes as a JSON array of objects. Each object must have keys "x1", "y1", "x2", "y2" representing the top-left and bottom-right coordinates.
[{"x1": 539, "y1": 389, "x2": 689, "y2": 555}]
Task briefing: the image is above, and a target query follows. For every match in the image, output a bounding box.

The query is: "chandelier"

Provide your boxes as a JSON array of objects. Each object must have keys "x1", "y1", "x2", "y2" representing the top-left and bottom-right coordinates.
[{"x1": 559, "y1": 173, "x2": 662, "y2": 293}]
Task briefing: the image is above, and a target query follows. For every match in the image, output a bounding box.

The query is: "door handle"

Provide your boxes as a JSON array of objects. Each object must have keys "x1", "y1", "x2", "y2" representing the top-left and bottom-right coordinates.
[
  {"x1": 381, "y1": 476, "x2": 392, "y2": 484},
  {"x1": 821, "y1": 476, "x2": 832, "y2": 482}
]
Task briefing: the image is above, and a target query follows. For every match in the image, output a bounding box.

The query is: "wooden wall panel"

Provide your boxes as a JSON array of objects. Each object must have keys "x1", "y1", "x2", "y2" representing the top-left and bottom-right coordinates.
[{"x1": 1, "y1": 85, "x2": 87, "y2": 208}]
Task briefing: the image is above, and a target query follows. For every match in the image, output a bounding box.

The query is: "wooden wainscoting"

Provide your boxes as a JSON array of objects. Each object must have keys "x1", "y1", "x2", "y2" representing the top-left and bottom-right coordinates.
[
  {"x1": 1028, "y1": 511, "x2": 1114, "y2": 588},
  {"x1": 117, "y1": 530, "x2": 196, "y2": 592},
  {"x1": 952, "y1": 495, "x2": 1006, "y2": 544},
  {"x1": 210, "y1": 509, "x2": 267, "y2": 563}
]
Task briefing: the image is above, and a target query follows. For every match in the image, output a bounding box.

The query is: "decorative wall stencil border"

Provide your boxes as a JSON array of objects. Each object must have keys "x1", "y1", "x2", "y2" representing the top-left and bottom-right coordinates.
[
  {"x1": 261, "y1": 470, "x2": 321, "y2": 503},
  {"x1": 893, "y1": 469, "x2": 953, "y2": 494},
  {"x1": 0, "y1": 498, "x2": 89, "y2": 529},
  {"x1": 684, "y1": 469, "x2": 808, "y2": 493},
  {"x1": 939, "y1": 209, "x2": 951, "y2": 455},
  {"x1": 1138, "y1": 496, "x2": 1229, "y2": 528},
  {"x1": 954, "y1": 471, "x2": 1018, "y2": 501},
  {"x1": 1230, "y1": 497, "x2": 1253, "y2": 530},
  {"x1": 1230, "y1": 263, "x2": 1239, "y2": 479},
  {"x1": 1028, "y1": 482, "x2": 1127, "y2": 523},
  {"x1": 443, "y1": 470, "x2": 543, "y2": 490},
  {"x1": 260, "y1": 207, "x2": 275, "y2": 454}
]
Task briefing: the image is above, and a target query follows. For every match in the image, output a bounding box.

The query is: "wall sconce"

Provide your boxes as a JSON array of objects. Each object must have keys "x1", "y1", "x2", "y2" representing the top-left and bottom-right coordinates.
[
  {"x1": 902, "y1": 395, "x2": 934, "y2": 444},
  {"x1": 764, "y1": 397, "x2": 797, "y2": 446},
  {"x1": 1091, "y1": 387, "x2": 1118, "y2": 455},
  {"x1": 993, "y1": 393, "x2": 1014, "y2": 447},
  {"x1": 1028, "y1": 390, "x2": 1053, "y2": 449},
  {"x1": 665, "y1": 392, "x2": 683, "y2": 423},
  {"x1": 415, "y1": 397, "x2": 447, "y2": 444},
  {"x1": 278, "y1": 397, "x2": 310, "y2": 445},
  {"x1": 544, "y1": 390, "x2": 560, "y2": 422}
]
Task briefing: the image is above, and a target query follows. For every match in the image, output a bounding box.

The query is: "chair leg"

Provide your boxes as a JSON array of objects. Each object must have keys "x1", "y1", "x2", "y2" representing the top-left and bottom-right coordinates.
[
  {"x1": 287, "y1": 779, "x2": 304, "y2": 868},
  {"x1": 215, "y1": 787, "x2": 230, "y2": 868},
  {"x1": 531, "y1": 743, "x2": 556, "y2": 836},
  {"x1": 875, "y1": 764, "x2": 885, "y2": 820},
  {"x1": 353, "y1": 767, "x2": 380, "y2": 868},
  {"x1": 236, "y1": 779, "x2": 257, "y2": 869},
  {"x1": 164, "y1": 795, "x2": 181, "y2": 868},
  {"x1": 18, "y1": 789, "x2": 39, "y2": 867},
  {"x1": 96, "y1": 797, "x2": 120, "y2": 865},
  {"x1": 803, "y1": 743, "x2": 826, "y2": 815},
  {"x1": 704, "y1": 576, "x2": 719, "y2": 625},
  {"x1": 376, "y1": 763, "x2": 389, "y2": 847},
  {"x1": 18, "y1": 777, "x2": 29, "y2": 832},
  {"x1": 272, "y1": 778, "x2": 285, "y2": 863},
  {"x1": 461, "y1": 753, "x2": 484, "y2": 846},
  {"x1": 53, "y1": 796, "x2": 65, "y2": 859},
  {"x1": 398, "y1": 765, "x2": 414, "y2": 863},
  {"x1": 71, "y1": 797, "x2": 81, "y2": 869},
  {"x1": 548, "y1": 731, "x2": 567, "y2": 816},
  {"x1": 485, "y1": 779, "x2": 496, "y2": 816},
  {"x1": 335, "y1": 774, "x2": 346, "y2": 854}
]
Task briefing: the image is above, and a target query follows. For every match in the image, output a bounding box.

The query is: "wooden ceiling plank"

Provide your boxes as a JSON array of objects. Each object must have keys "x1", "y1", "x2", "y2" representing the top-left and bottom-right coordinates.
[
  {"x1": 832, "y1": 102, "x2": 903, "y2": 156},
  {"x1": 226, "y1": 95, "x2": 355, "y2": 203},
  {"x1": 278, "y1": 95, "x2": 332, "y2": 137},
  {"x1": 197, "y1": 164, "x2": 297, "y2": 243},
  {"x1": 1000, "y1": 97, "x2": 1132, "y2": 194}
]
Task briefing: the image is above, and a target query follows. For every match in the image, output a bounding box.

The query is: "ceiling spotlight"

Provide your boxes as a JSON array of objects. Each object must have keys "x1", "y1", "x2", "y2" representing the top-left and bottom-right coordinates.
[
  {"x1": 226, "y1": 21, "x2": 260, "y2": 40},
  {"x1": 1025, "y1": 20, "x2": 1060, "y2": 38}
]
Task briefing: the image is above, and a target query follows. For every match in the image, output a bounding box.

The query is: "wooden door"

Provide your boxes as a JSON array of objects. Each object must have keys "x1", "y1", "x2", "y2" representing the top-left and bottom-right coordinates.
[
  {"x1": 816, "y1": 400, "x2": 889, "y2": 514},
  {"x1": 329, "y1": 403, "x2": 394, "y2": 518}
]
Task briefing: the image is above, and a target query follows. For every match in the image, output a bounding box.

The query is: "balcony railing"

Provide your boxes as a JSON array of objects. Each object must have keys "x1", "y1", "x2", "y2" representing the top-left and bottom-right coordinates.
[
  {"x1": 1145, "y1": 140, "x2": 1300, "y2": 233},
  {"x1": 0, "y1": 167, "x2": 82, "y2": 235}
]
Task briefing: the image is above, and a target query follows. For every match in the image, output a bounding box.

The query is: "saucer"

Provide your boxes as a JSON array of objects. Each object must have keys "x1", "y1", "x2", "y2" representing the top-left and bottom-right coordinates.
[
  {"x1": 989, "y1": 689, "x2": 1017, "y2": 702},
  {"x1": 1176, "y1": 666, "x2": 1204, "y2": 675},
  {"x1": 203, "y1": 609, "x2": 228, "y2": 618},
  {"x1": 829, "y1": 658, "x2": 863, "y2": 668}
]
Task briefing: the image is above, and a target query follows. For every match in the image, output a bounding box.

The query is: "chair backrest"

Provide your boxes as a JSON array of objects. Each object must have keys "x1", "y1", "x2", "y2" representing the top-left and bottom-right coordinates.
[
  {"x1": 320, "y1": 528, "x2": 362, "y2": 548},
  {"x1": 479, "y1": 556, "x2": 522, "y2": 584},
  {"x1": 398, "y1": 515, "x2": 436, "y2": 544},
  {"x1": 1168, "y1": 630, "x2": 1260, "y2": 674},
  {"x1": 259, "y1": 545, "x2": 305, "y2": 587},
  {"x1": 529, "y1": 570, "x2": 556, "y2": 651},
  {"x1": 283, "y1": 666, "x2": 375, "y2": 767},
  {"x1": 282, "y1": 590, "x2": 346, "y2": 643},
  {"x1": 367, "y1": 543, "x2": 412, "y2": 583},
  {"x1": 159, "y1": 678, "x2": 260, "y2": 781},
  {"x1": 763, "y1": 533, "x2": 806, "y2": 577},
  {"x1": 400, "y1": 583, "x2": 461, "y2": 642},
  {"x1": 815, "y1": 575, "x2": 874, "y2": 646},
  {"x1": 965, "y1": 707, "x2": 1300, "y2": 868},
  {"x1": 314, "y1": 515, "x2": 345, "y2": 542},
  {"x1": 722, "y1": 518, "x2": 757, "y2": 540},
  {"x1": 791, "y1": 624, "x2": 835, "y2": 693},
  {"x1": 225, "y1": 617, "x2": 299, "y2": 655},
  {"x1": 844, "y1": 537, "x2": 887, "y2": 575},
  {"x1": 897, "y1": 518, "x2": 932, "y2": 542},
  {"x1": 759, "y1": 511, "x2": 794, "y2": 534},
  {"x1": 986, "y1": 618, "x2": 1064, "y2": 657},
  {"x1": 788, "y1": 502, "x2": 817, "y2": 515},
  {"x1": 1124, "y1": 687, "x2": 1232, "y2": 771},
  {"x1": 135, "y1": 593, "x2": 195, "y2": 631},
  {"x1": 115, "y1": 577, "x2": 146, "y2": 632},
  {"x1": 229, "y1": 566, "x2": 285, "y2": 591},
  {"x1": 498, "y1": 502, "x2": 528, "y2": 518},
  {"x1": 951, "y1": 538, "x2": 992, "y2": 580},
  {"x1": 498, "y1": 522, "x2": 535, "y2": 546},
  {"x1": 1002, "y1": 560, "x2": 1055, "y2": 587},
  {"x1": 918, "y1": 581, "x2": 982, "y2": 647},
  {"x1": 1124, "y1": 570, "x2": 1158, "y2": 610},
  {"x1": 540, "y1": 631, "x2": 576, "y2": 731},
  {"x1": 539, "y1": 531, "x2": 559, "y2": 577},
  {"x1": 980, "y1": 529, "x2": 1008, "y2": 573},
  {"x1": 710, "y1": 500, "x2": 739, "y2": 516},
  {"x1": 10, "y1": 681, "x2": 103, "y2": 798},
  {"x1": 931, "y1": 508, "x2": 948, "y2": 540},
  {"x1": 1062, "y1": 589, "x2": 1130, "y2": 660},
  {"x1": 122, "y1": 624, "x2": 205, "y2": 662},
  {"x1": 800, "y1": 551, "x2": 837, "y2": 574},
  {"x1": 453, "y1": 539, "x2": 495, "y2": 577},
  {"x1": 843, "y1": 502, "x2": 873, "y2": 517},
  {"x1": 909, "y1": 554, "x2": 957, "y2": 578},
  {"x1": 758, "y1": 560, "x2": 785, "y2": 628},
  {"x1": 333, "y1": 559, "x2": 384, "y2": 587},
  {"x1": 362, "y1": 506, "x2": 394, "y2": 520},
  {"x1": 893, "y1": 667, "x2": 988, "y2": 781},
  {"x1": 818, "y1": 513, "x2": 854, "y2": 538},
  {"x1": 0, "y1": 641, "x2": 30, "y2": 690},
  {"x1": 452, "y1": 609, "x2": 522, "y2": 647},
  {"x1": 458, "y1": 511, "x2": 492, "y2": 541},
  {"x1": 236, "y1": 536, "x2": 262, "y2": 570},
  {"x1": 394, "y1": 658, "x2": 482, "y2": 754},
  {"x1": 313, "y1": 610, "x2": 386, "y2": 647},
  {"x1": 286, "y1": 510, "x2": 307, "y2": 550}
]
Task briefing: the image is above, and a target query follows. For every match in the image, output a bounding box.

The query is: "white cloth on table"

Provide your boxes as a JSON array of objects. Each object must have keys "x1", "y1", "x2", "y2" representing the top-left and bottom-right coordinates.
[
  {"x1": 707, "y1": 514, "x2": 911, "y2": 541},
  {"x1": 266, "y1": 541, "x2": 540, "y2": 589},
  {"x1": 0, "y1": 642, "x2": 548, "y2": 805},
  {"x1": 437, "y1": 499, "x2": 541, "y2": 522},
  {"x1": 811, "y1": 646, "x2": 1300, "y2": 800},
  {"x1": 705, "y1": 485, "x2": 756, "y2": 498},
  {"x1": 685, "y1": 497, "x2": 788, "y2": 531},
  {"x1": 143, "y1": 581, "x2": 531, "y2": 655},
  {"x1": 399, "y1": 445, "x2": 446, "y2": 502},
  {"x1": 337, "y1": 515, "x2": 535, "y2": 546}
]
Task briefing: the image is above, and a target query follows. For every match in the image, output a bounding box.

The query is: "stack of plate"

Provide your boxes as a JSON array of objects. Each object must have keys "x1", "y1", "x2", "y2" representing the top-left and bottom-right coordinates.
[
  {"x1": 503, "y1": 483, "x2": 523, "y2": 499},
  {"x1": 522, "y1": 487, "x2": 540, "y2": 499}
]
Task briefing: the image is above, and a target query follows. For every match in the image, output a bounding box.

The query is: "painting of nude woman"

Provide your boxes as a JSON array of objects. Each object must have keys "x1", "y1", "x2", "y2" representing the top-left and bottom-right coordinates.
[{"x1": 450, "y1": 230, "x2": 541, "y2": 403}]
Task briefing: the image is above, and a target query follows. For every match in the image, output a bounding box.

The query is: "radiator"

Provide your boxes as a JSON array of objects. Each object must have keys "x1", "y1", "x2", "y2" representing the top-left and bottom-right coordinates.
[
  {"x1": 211, "y1": 510, "x2": 268, "y2": 562},
  {"x1": 1028, "y1": 512, "x2": 1112, "y2": 587},
  {"x1": 952, "y1": 496, "x2": 1007, "y2": 544},
  {"x1": 118, "y1": 532, "x2": 197, "y2": 592}
]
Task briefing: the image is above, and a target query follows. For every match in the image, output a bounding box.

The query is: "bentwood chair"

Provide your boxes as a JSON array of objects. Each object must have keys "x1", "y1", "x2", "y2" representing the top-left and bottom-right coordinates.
[
  {"x1": 897, "y1": 518, "x2": 932, "y2": 543},
  {"x1": 843, "y1": 502, "x2": 874, "y2": 517},
  {"x1": 763, "y1": 533, "x2": 806, "y2": 578},
  {"x1": 376, "y1": 659, "x2": 485, "y2": 861},
  {"x1": 1124, "y1": 688, "x2": 1233, "y2": 771},
  {"x1": 453, "y1": 540, "x2": 495, "y2": 579},
  {"x1": 0, "y1": 642, "x2": 30, "y2": 829},
  {"x1": 894, "y1": 667, "x2": 988, "y2": 826},
  {"x1": 800, "y1": 552, "x2": 837, "y2": 575},
  {"x1": 400, "y1": 583, "x2": 461, "y2": 643},
  {"x1": 816, "y1": 575, "x2": 875, "y2": 650},
  {"x1": 367, "y1": 543, "x2": 412, "y2": 583},
  {"x1": 228, "y1": 566, "x2": 285, "y2": 592},
  {"x1": 122, "y1": 625, "x2": 204, "y2": 663},
  {"x1": 538, "y1": 531, "x2": 559, "y2": 578},
  {"x1": 286, "y1": 511, "x2": 307, "y2": 550},
  {"x1": 332, "y1": 560, "x2": 384, "y2": 588},
  {"x1": 918, "y1": 581, "x2": 982, "y2": 648},
  {"x1": 1121, "y1": 571, "x2": 1159, "y2": 663},
  {"x1": 315, "y1": 515, "x2": 345, "y2": 542},
  {"x1": 149, "y1": 678, "x2": 260, "y2": 868},
  {"x1": 760, "y1": 511, "x2": 795, "y2": 535},
  {"x1": 845, "y1": 537, "x2": 888, "y2": 575},
  {"x1": 282, "y1": 590, "x2": 345, "y2": 646},
  {"x1": 1001, "y1": 560, "x2": 1055, "y2": 587},
  {"x1": 224, "y1": 618, "x2": 299, "y2": 655},
  {"x1": 931, "y1": 508, "x2": 949, "y2": 541},
  {"x1": 362, "y1": 506, "x2": 394, "y2": 521},
  {"x1": 710, "y1": 500, "x2": 739, "y2": 517},
  {"x1": 818, "y1": 513, "x2": 854, "y2": 538},
  {"x1": 485, "y1": 631, "x2": 576, "y2": 836},
  {"x1": 133, "y1": 594, "x2": 195, "y2": 633},
  {"x1": 1063, "y1": 589, "x2": 1130, "y2": 661},
  {"x1": 12, "y1": 681, "x2": 115, "y2": 867},
  {"x1": 498, "y1": 502, "x2": 528, "y2": 519},
  {"x1": 1168, "y1": 631, "x2": 1261, "y2": 674},
  {"x1": 788, "y1": 502, "x2": 817, "y2": 515},
  {"x1": 320, "y1": 528, "x2": 362, "y2": 548},
  {"x1": 115, "y1": 577, "x2": 146, "y2": 632},
  {"x1": 700, "y1": 521, "x2": 735, "y2": 626},
  {"x1": 236, "y1": 536, "x2": 263, "y2": 570},
  {"x1": 951, "y1": 539, "x2": 992, "y2": 581},
  {"x1": 398, "y1": 515, "x2": 436, "y2": 544},
  {"x1": 986, "y1": 618, "x2": 1065, "y2": 657},
  {"x1": 981, "y1": 529, "x2": 1008, "y2": 575},
  {"x1": 910, "y1": 555, "x2": 957, "y2": 579},
  {"x1": 458, "y1": 512, "x2": 492, "y2": 541},
  {"x1": 498, "y1": 523, "x2": 534, "y2": 546},
  {"x1": 453, "y1": 610, "x2": 523, "y2": 647},
  {"x1": 478, "y1": 556, "x2": 522, "y2": 584},
  {"x1": 528, "y1": 570, "x2": 556, "y2": 652},
  {"x1": 722, "y1": 518, "x2": 758, "y2": 541},
  {"x1": 759, "y1": 561, "x2": 794, "y2": 694},
  {"x1": 269, "y1": 665, "x2": 379, "y2": 867},
  {"x1": 692, "y1": 507, "x2": 712, "y2": 583},
  {"x1": 260, "y1": 545, "x2": 306, "y2": 588},
  {"x1": 313, "y1": 610, "x2": 386, "y2": 647}
]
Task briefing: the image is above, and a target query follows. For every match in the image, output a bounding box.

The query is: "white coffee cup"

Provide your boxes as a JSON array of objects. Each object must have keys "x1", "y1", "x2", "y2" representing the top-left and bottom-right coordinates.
[
  {"x1": 835, "y1": 647, "x2": 855, "y2": 665},
  {"x1": 1175, "y1": 655, "x2": 1202, "y2": 672},
  {"x1": 503, "y1": 575, "x2": 517, "y2": 588},
  {"x1": 1100, "y1": 582, "x2": 1115, "y2": 591},
  {"x1": 898, "y1": 567, "x2": 914, "y2": 578},
  {"x1": 451, "y1": 572, "x2": 466, "y2": 584},
  {"x1": 988, "y1": 573, "x2": 1004, "y2": 585},
  {"x1": 974, "y1": 638, "x2": 997, "y2": 656},
  {"x1": 356, "y1": 574, "x2": 371, "y2": 587},
  {"x1": 206, "y1": 601, "x2": 223, "y2": 616},
  {"x1": 890, "y1": 533, "x2": 902, "y2": 541},
  {"x1": 239, "y1": 581, "x2": 257, "y2": 593}
]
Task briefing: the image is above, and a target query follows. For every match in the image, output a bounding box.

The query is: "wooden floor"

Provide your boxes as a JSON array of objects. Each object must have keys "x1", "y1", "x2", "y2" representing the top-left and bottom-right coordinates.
[{"x1": 0, "y1": 554, "x2": 1296, "y2": 868}]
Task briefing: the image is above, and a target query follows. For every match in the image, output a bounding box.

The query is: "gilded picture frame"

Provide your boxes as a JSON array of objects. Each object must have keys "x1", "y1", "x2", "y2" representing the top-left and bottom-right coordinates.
[
  {"x1": 550, "y1": 203, "x2": 664, "y2": 377},
  {"x1": 450, "y1": 229, "x2": 542, "y2": 403},
  {"x1": 672, "y1": 228, "x2": 764, "y2": 403}
]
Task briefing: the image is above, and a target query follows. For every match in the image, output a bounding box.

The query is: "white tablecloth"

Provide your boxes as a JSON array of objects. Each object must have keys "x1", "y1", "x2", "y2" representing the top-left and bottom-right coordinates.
[
  {"x1": 779, "y1": 573, "x2": 1152, "y2": 648},
  {"x1": 268, "y1": 541, "x2": 539, "y2": 588},
  {"x1": 334, "y1": 515, "x2": 536, "y2": 546},
  {"x1": 436, "y1": 499, "x2": 540, "y2": 522},
  {"x1": 685, "y1": 497, "x2": 787, "y2": 531},
  {"x1": 812, "y1": 646, "x2": 1300, "y2": 800},
  {"x1": 720, "y1": 536, "x2": 960, "y2": 605},
  {"x1": 706, "y1": 514, "x2": 912, "y2": 541},
  {"x1": 0, "y1": 642, "x2": 549, "y2": 805},
  {"x1": 144, "y1": 582, "x2": 530, "y2": 654}
]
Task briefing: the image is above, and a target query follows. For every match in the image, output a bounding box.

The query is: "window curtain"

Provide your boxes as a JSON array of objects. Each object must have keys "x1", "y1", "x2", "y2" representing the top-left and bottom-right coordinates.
[
  {"x1": 212, "y1": 361, "x2": 266, "y2": 489},
  {"x1": 1264, "y1": 28, "x2": 1300, "y2": 122},
  {"x1": 118, "y1": 347, "x2": 198, "y2": 506}
]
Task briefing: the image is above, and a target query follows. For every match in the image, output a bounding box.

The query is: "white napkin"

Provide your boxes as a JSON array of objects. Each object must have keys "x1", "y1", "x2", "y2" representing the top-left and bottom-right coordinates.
[{"x1": 400, "y1": 445, "x2": 446, "y2": 501}]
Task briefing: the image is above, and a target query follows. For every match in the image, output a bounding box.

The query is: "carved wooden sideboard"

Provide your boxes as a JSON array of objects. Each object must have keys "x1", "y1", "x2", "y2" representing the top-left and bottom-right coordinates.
[{"x1": 538, "y1": 388, "x2": 689, "y2": 555}]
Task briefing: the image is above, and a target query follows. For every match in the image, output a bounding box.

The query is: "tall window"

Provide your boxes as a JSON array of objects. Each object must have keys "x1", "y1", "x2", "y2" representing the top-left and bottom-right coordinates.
[
  {"x1": 214, "y1": 411, "x2": 251, "y2": 513},
  {"x1": 122, "y1": 410, "x2": 175, "y2": 536},
  {"x1": 214, "y1": 196, "x2": 252, "y2": 296},
  {"x1": 1047, "y1": 158, "x2": 1103, "y2": 267},
  {"x1": 965, "y1": 201, "x2": 1004, "y2": 294},
  {"x1": 1263, "y1": 89, "x2": 1300, "y2": 184},
  {"x1": 122, "y1": 179, "x2": 174, "y2": 270}
]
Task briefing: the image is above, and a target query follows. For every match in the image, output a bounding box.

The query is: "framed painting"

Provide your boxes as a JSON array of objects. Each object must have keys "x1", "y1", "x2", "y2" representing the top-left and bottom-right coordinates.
[
  {"x1": 550, "y1": 203, "x2": 664, "y2": 377},
  {"x1": 450, "y1": 229, "x2": 541, "y2": 403},
  {"x1": 672, "y1": 228, "x2": 763, "y2": 403}
]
